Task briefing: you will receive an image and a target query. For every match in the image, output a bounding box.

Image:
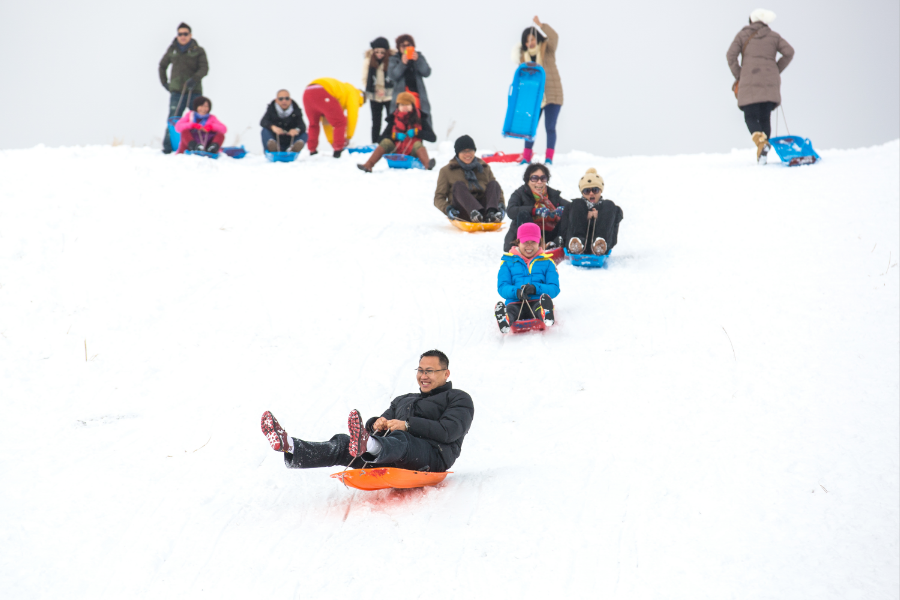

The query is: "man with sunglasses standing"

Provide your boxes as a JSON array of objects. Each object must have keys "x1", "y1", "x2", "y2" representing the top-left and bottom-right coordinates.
[
  {"x1": 159, "y1": 23, "x2": 209, "y2": 154},
  {"x1": 260, "y1": 350, "x2": 474, "y2": 474}
]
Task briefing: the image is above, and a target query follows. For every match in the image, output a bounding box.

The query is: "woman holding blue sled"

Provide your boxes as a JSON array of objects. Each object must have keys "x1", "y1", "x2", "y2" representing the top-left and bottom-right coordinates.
[{"x1": 518, "y1": 16, "x2": 563, "y2": 165}]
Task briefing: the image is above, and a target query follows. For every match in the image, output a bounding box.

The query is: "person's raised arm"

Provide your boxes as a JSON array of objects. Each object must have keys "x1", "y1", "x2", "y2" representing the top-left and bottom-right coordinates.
[
  {"x1": 407, "y1": 392, "x2": 474, "y2": 444},
  {"x1": 541, "y1": 22, "x2": 559, "y2": 53},
  {"x1": 776, "y1": 36, "x2": 795, "y2": 72}
]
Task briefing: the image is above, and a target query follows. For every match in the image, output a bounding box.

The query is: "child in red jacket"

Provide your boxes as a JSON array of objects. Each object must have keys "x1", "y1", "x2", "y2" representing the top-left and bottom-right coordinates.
[
  {"x1": 357, "y1": 92, "x2": 434, "y2": 172},
  {"x1": 174, "y1": 96, "x2": 227, "y2": 154}
]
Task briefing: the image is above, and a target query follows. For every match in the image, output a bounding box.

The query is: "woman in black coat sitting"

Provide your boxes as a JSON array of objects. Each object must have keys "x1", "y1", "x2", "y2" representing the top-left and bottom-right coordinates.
[{"x1": 503, "y1": 163, "x2": 570, "y2": 252}]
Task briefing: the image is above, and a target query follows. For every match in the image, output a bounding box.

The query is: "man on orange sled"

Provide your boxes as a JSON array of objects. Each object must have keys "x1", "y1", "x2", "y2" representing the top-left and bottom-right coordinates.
[{"x1": 261, "y1": 350, "x2": 473, "y2": 473}]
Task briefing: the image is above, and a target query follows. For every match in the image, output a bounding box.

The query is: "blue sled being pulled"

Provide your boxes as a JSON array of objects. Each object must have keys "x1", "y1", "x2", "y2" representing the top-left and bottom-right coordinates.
[
  {"x1": 502, "y1": 63, "x2": 546, "y2": 141},
  {"x1": 769, "y1": 136, "x2": 820, "y2": 166}
]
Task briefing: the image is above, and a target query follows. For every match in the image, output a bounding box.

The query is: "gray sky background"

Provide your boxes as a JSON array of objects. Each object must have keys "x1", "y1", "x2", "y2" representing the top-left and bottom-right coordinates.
[{"x1": 1, "y1": 0, "x2": 898, "y2": 155}]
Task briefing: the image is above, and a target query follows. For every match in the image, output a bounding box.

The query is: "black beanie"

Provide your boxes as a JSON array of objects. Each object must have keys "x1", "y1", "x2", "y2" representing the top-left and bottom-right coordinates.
[
  {"x1": 370, "y1": 37, "x2": 390, "y2": 50},
  {"x1": 454, "y1": 135, "x2": 476, "y2": 155}
]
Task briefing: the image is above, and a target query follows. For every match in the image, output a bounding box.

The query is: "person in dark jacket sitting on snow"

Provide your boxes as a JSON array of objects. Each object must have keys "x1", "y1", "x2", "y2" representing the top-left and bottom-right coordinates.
[
  {"x1": 495, "y1": 223, "x2": 560, "y2": 333},
  {"x1": 432, "y1": 135, "x2": 506, "y2": 223},
  {"x1": 261, "y1": 350, "x2": 473, "y2": 473},
  {"x1": 260, "y1": 89, "x2": 308, "y2": 153},
  {"x1": 503, "y1": 163, "x2": 570, "y2": 252},
  {"x1": 565, "y1": 168, "x2": 624, "y2": 256},
  {"x1": 357, "y1": 91, "x2": 435, "y2": 172}
]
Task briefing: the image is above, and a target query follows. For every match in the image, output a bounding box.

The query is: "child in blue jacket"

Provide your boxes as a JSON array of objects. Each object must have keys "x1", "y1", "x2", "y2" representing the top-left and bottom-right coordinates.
[{"x1": 495, "y1": 223, "x2": 560, "y2": 333}]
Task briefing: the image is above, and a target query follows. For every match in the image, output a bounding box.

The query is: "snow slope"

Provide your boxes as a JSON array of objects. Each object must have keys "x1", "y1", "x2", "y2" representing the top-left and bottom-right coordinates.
[{"x1": 1, "y1": 142, "x2": 898, "y2": 599}]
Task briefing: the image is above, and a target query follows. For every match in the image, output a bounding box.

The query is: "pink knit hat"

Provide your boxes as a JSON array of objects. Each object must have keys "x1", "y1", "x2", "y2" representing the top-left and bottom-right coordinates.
[{"x1": 517, "y1": 222, "x2": 541, "y2": 243}]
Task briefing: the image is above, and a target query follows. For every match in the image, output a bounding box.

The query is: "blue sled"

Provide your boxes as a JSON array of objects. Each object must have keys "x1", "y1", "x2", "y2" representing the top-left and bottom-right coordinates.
[
  {"x1": 265, "y1": 151, "x2": 300, "y2": 163},
  {"x1": 222, "y1": 146, "x2": 246, "y2": 159},
  {"x1": 502, "y1": 63, "x2": 546, "y2": 141},
  {"x1": 348, "y1": 144, "x2": 378, "y2": 154},
  {"x1": 385, "y1": 154, "x2": 424, "y2": 170},
  {"x1": 167, "y1": 116, "x2": 182, "y2": 149},
  {"x1": 185, "y1": 150, "x2": 219, "y2": 160},
  {"x1": 565, "y1": 249, "x2": 610, "y2": 269},
  {"x1": 769, "y1": 136, "x2": 820, "y2": 166}
]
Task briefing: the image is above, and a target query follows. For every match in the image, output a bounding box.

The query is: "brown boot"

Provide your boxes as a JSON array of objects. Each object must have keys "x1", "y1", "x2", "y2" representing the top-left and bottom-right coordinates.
[
  {"x1": 290, "y1": 140, "x2": 305, "y2": 153},
  {"x1": 415, "y1": 145, "x2": 435, "y2": 170},
  {"x1": 591, "y1": 238, "x2": 608, "y2": 255},
  {"x1": 751, "y1": 132, "x2": 768, "y2": 162},
  {"x1": 357, "y1": 144, "x2": 387, "y2": 173},
  {"x1": 266, "y1": 139, "x2": 278, "y2": 152}
]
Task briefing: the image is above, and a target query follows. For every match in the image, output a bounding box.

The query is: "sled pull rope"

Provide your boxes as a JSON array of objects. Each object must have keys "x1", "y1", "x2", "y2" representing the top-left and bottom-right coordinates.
[
  {"x1": 780, "y1": 104, "x2": 790, "y2": 135},
  {"x1": 175, "y1": 81, "x2": 188, "y2": 116}
]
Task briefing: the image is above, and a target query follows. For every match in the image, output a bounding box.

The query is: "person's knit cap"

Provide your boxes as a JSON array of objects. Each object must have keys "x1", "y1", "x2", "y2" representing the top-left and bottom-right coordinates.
[
  {"x1": 370, "y1": 37, "x2": 390, "y2": 50},
  {"x1": 396, "y1": 92, "x2": 416, "y2": 106},
  {"x1": 454, "y1": 135, "x2": 476, "y2": 155},
  {"x1": 517, "y1": 223, "x2": 542, "y2": 243},
  {"x1": 750, "y1": 8, "x2": 776, "y2": 24},
  {"x1": 578, "y1": 168, "x2": 605, "y2": 193}
]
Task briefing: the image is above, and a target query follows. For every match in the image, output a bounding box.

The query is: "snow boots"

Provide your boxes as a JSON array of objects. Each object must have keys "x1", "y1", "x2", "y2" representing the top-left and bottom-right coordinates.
[
  {"x1": 569, "y1": 236, "x2": 606, "y2": 255},
  {"x1": 207, "y1": 142, "x2": 220, "y2": 154},
  {"x1": 539, "y1": 294, "x2": 555, "y2": 326},
  {"x1": 266, "y1": 139, "x2": 278, "y2": 152},
  {"x1": 568, "y1": 237, "x2": 585, "y2": 254},
  {"x1": 415, "y1": 145, "x2": 436, "y2": 170},
  {"x1": 357, "y1": 144, "x2": 388, "y2": 173},
  {"x1": 469, "y1": 209, "x2": 483, "y2": 223},
  {"x1": 495, "y1": 302, "x2": 511, "y2": 333},
  {"x1": 592, "y1": 237, "x2": 608, "y2": 255},
  {"x1": 752, "y1": 132, "x2": 770, "y2": 165},
  {"x1": 261, "y1": 410, "x2": 290, "y2": 452},
  {"x1": 485, "y1": 208, "x2": 503, "y2": 223},
  {"x1": 290, "y1": 140, "x2": 305, "y2": 153},
  {"x1": 347, "y1": 409, "x2": 369, "y2": 457}
]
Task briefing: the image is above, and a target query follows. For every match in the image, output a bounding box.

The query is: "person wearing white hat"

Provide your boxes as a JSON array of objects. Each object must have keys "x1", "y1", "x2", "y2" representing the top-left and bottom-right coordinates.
[
  {"x1": 726, "y1": 9, "x2": 795, "y2": 164},
  {"x1": 565, "y1": 168, "x2": 623, "y2": 256}
]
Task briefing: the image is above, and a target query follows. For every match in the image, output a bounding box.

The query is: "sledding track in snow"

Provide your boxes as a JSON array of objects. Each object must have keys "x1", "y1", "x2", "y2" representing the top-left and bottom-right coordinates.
[{"x1": 0, "y1": 142, "x2": 898, "y2": 599}]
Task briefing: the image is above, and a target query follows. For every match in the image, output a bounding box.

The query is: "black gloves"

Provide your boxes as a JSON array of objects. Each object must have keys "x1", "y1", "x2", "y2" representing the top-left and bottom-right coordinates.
[
  {"x1": 185, "y1": 78, "x2": 196, "y2": 90},
  {"x1": 516, "y1": 284, "x2": 537, "y2": 300}
]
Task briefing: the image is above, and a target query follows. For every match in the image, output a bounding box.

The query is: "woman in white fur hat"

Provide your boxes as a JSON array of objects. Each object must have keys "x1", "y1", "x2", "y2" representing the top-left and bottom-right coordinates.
[
  {"x1": 565, "y1": 168, "x2": 623, "y2": 256},
  {"x1": 726, "y1": 9, "x2": 795, "y2": 164}
]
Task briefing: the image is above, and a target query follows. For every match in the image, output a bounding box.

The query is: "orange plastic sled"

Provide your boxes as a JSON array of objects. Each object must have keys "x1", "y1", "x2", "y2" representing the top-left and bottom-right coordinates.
[
  {"x1": 450, "y1": 219, "x2": 503, "y2": 233},
  {"x1": 331, "y1": 467, "x2": 451, "y2": 491}
]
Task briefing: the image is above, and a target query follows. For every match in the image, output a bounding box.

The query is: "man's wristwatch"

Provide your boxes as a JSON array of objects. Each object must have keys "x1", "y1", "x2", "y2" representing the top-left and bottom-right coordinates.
[{"x1": 405, "y1": 421, "x2": 410, "y2": 432}]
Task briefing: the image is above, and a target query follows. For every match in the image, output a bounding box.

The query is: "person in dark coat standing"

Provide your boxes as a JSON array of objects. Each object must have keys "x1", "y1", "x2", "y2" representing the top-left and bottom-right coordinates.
[
  {"x1": 432, "y1": 135, "x2": 506, "y2": 223},
  {"x1": 388, "y1": 34, "x2": 435, "y2": 136},
  {"x1": 362, "y1": 37, "x2": 396, "y2": 143},
  {"x1": 726, "y1": 9, "x2": 794, "y2": 164},
  {"x1": 159, "y1": 23, "x2": 209, "y2": 154},
  {"x1": 565, "y1": 168, "x2": 623, "y2": 256},
  {"x1": 503, "y1": 163, "x2": 570, "y2": 252},
  {"x1": 261, "y1": 350, "x2": 474, "y2": 473},
  {"x1": 260, "y1": 90, "x2": 307, "y2": 153}
]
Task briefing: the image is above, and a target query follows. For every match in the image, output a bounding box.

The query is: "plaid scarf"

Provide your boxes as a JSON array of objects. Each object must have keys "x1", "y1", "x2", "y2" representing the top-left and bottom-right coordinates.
[{"x1": 531, "y1": 190, "x2": 560, "y2": 232}]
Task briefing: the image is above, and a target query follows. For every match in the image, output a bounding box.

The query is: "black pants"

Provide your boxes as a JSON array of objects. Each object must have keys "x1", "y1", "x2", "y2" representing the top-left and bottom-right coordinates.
[
  {"x1": 505, "y1": 300, "x2": 542, "y2": 322},
  {"x1": 741, "y1": 101, "x2": 777, "y2": 138},
  {"x1": 565, "y1": 199, "x2": 623, "y2": 253},
  {"x1": 370, "y1": 101, "x2": 390, "y2": 143},
  {"x1": 283, "y1": 430, "x2": 445, "y2": 472},
  {"x1": 451, "y1": 181, "x2": 502, "y2": 220}
]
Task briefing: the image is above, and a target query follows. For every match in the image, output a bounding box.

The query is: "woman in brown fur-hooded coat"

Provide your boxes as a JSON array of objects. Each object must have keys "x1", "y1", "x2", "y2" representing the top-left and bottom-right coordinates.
[{"x1": 362, "y1": 37, "x2": 396, "y2": 143}]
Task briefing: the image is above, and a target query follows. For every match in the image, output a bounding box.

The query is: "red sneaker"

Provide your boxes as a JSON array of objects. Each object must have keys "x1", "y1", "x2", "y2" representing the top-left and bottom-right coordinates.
[
  {"x1": 347, "y1": 409, "x2": 369, "y2": 457},
  {"x1": 261, "y1": 411, "x2": 290, "y2": 452}
]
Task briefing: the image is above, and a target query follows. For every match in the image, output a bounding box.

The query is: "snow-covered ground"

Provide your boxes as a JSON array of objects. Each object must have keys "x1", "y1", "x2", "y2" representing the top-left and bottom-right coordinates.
[{"x1": 1, "y1": 142, "x2": 898, "y2": 599}]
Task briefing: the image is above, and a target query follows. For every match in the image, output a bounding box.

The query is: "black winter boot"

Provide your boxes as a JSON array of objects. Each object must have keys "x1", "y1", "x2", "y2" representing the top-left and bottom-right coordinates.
[
  {"x1": 495, "y1": 302, "x2": 510, "y2": 334},
  {"x1": 539, "y1": 294, "x2": 555, "y2": 326}
]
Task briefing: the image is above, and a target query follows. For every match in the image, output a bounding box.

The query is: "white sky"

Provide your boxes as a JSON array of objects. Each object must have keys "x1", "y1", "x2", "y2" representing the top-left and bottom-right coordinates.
[{"x1": 1, "y1": 0, "x2": 897, "y2": 155}]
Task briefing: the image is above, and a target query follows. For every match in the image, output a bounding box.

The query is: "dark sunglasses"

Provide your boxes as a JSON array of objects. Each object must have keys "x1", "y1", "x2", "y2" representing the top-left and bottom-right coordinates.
[
  {"x1": 277, "y1": 96, "x2": 290, "y2": 101},
  {"x1": 529, "y1": 175, "x2": 548, "y2": 183},
  {"x1": 583, "y1": 187, "x2": 602, "y2": 194},
  {"x1": 177, "y1": 32, "x2": 191, "y2": 37}
]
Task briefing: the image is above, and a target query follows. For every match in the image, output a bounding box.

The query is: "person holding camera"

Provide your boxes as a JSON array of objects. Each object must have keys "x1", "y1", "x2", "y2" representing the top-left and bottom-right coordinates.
[
  {"x1": 159, "y1": 23, "x2": 209, "y2": 154},
  {"x1": 565, "y1": 168, "x2": 624, "y2": 256},
  {"x1": 388, "y1": 34, "x2": 435, "y2": 137}
]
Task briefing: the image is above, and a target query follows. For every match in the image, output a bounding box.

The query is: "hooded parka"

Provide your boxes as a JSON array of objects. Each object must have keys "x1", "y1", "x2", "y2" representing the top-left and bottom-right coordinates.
[{"x1": 726, "y1": 22, "x2": 794, "y2": 107}]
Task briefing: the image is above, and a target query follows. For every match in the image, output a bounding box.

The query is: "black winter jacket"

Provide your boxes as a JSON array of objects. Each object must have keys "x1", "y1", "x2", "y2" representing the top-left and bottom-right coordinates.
[
  {"x1": 503, "y1": 184, "x2": 571, "y2": 250},
  {"x1": 260, "y1": 100, "x2": 307, "y2": 135},
  {"x1": 365, "y1": 382, "x2": 473, "y2": 469}
]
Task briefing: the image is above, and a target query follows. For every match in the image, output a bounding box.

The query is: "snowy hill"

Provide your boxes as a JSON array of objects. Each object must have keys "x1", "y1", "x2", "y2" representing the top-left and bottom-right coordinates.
[{"x1": 1, "y1": 142, "x2": 898, "y2": 599}]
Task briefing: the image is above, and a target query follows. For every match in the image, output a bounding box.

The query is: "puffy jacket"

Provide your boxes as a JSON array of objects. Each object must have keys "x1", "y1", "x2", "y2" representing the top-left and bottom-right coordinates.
[
  {"x1": 259, "y1": 100, "x2": 307, "y2": 135},
  {"x1": 503, "y1": 184, "x2": 570, "y2": 251},
  {"x1": 726, "y1": 22, "x2": 794, "y2": 107},
  {"x1": 174, "y1": 111, "x2": 227, "y2": 134},
  {"x1": 433, "y1": 157, "x2": 505, "y2": 216},
  {"x1": 159, "y1": 38, "x2": 209, "y2": 94},
  {"x1": 497, "y1": 252, "x2": 560, "y2": 303},
  {"x1": 365, "y1": 382, "x2": 474, "y2": 470},
  {"x1": 309, "y1": 78, "x2": 365, "y2": 143}
]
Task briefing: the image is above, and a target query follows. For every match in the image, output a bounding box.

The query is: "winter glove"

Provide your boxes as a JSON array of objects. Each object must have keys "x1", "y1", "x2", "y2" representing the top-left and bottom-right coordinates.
[
  {"x1": 534, "y1": 207, "x2": 551, "y2": 218},
  {"x1": 553, "y1": 207, "x2": 564, "y2": 218},
  {"x1": 191, "y1": 123, "x2": 203, "y2": 130},
  {"x1": 396, "y1": 132, "x2": 406, "y2": 141},
  {"x1": 446, "y1": 207, "x2": 460, "y2": 220},
  {"x1": 523, "y1": 284, "x2": 537, "y2": 297},
  {"x1": 406, "y1": 128, "x2": 415, "y2": 137},
  {"x1": 185, "y1": 78, "x2": 196, "y2": 90}
]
